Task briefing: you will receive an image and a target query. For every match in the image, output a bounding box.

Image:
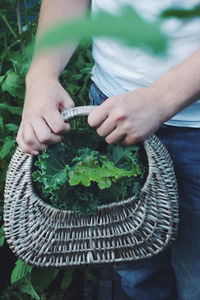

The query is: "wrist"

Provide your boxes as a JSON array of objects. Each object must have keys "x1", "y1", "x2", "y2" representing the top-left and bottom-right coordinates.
[
  {"x1": 26, "y1": 51, "x2": 64, "y2": 83},
  {"x1": 149, "y1": 81, "x2": 184, "y2": 124},
  {"x1": 26, "y1": 66, "x2": 59, "y2": 84}
]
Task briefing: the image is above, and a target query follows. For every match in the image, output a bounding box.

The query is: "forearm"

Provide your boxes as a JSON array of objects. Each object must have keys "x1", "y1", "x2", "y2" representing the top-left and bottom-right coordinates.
[
  {"x1": 88, "y1": 48, "x2": 200, "y2": 145},
  {"x1": 151, "y1": 48, "x2": 200, "y2": 123},
  {"x1": 27, "y1": 0, "x2": 90, "y2": 81}
]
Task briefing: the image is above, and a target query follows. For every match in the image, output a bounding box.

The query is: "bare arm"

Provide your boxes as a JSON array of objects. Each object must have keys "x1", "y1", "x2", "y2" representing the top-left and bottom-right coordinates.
[
  {"x1": 17, "y1": 0, "x2": 90, "y2": 155},
  {"x1": 28, "y1": 0, "x2": 90, "y2": 79},
  {"x1": 88, "y1": 48, "x2": 200, "y2": 144},
  {"x1": 152, "y1": 48, "x2": 200, "y2": 123}
]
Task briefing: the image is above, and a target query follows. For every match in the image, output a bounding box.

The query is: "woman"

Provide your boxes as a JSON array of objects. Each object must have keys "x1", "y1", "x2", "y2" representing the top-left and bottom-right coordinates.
[{"x1": 17, "y1": 1, "x2": 200, "y2": 299}]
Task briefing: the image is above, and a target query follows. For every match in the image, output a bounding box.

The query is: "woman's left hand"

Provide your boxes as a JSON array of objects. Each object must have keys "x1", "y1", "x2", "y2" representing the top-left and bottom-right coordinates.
[{"x1": 88, "y1": 86, "x2": 165, "y2": 145}]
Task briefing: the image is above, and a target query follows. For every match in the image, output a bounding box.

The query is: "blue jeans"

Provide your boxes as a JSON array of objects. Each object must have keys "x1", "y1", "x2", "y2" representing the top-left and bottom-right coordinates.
[{"x1": 89, "y1": 82, "x2": 200, "y2": 300}]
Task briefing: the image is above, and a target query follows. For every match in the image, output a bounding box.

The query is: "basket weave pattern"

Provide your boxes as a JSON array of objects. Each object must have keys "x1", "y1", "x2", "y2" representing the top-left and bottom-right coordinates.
[{"x1": 4, "y1": 106, "x2": 179, "y2": 267}]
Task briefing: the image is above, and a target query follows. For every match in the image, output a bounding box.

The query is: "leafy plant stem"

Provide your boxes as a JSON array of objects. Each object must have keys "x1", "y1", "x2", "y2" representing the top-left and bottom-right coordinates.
[
  {"x1": 16, "y1": 1, "x2": 23, "y2": 35},
  {"x1": 0, "y1": 13, "x2": 17, "y2": 39}
]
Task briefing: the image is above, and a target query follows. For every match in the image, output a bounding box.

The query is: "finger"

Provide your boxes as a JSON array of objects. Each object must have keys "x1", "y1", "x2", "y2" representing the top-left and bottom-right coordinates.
[
  {"x1": 16, "y1": 125, "x2": 46, "y2": 155},
  {"x1": 96, "y1": 117, "x2": 116, "y2": 137},
  {"x1": 16, "y1": 129, "x2": 38, "y2": 155},
  {"x1": 88, "y1": 105, "x2": 109, "y2": 128},
  {"x1": 44, "y1": 109, "x2": 70, "y2": 135},
  {"x1": 58, "y1": 96, "x2": 75, "y2": 110},
  {"x1": 122, "y1": 134, "x2": 144, "y2": 145},
  {"x1": 105, "y1": 129, "x2": 126, "y2": 144},
  {"x1": 23, "y1": 123, "x2": 48, "y2": 151},
  {"x1": 32, "y1": 117, "x2": 62, "y2": 144}
]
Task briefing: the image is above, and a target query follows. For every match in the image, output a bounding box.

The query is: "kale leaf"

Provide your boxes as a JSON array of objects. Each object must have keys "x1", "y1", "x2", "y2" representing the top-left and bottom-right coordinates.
[{"x1": 32, "y1": 128, "x2": 146, "y2": 215}]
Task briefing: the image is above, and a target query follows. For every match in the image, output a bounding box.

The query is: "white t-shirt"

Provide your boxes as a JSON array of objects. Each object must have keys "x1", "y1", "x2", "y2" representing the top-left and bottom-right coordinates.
[{"x1": 91, "y1": 0, "x2": 200, "y2": 128}]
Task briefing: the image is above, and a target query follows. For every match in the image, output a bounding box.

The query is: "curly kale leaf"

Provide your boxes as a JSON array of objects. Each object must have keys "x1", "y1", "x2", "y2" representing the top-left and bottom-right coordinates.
[
  {"x1": 32, "y1": 134, "x2": 146, "y2": 215},
  {"x1": 69, "y1": 148, "x2": 141, "y2": 189},
  {"x1": 32, "y1": 144, "x2": 70, "y2": 201},
  {"x1": 107, "y1": 143, "x2": 142, "y2": 170},
  {"x1": 65, "y1": 187, "x2": 99, "y2": 215}
]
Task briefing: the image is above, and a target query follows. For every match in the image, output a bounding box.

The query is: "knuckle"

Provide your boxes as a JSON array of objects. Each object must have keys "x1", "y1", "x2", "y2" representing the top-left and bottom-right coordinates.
[
  {"x1": 38, "y1": 135, "x2": 51, "y2": 144},
  {"x1": 56, "y1": 135, "x2": 62, "y2": 142},
  {"x1": 20, "y1": 146, "x2": 33, "y2": 154},
  {"x1": 113, "y1": 110, "x2": 127, "y2": 122},
  {"x1": 96, "y1": 128, "x2": 104, "y2": 137},
  {"x1": 135, "y1": 132, "x2": 145, "y2": 142},
  {"x1": 40, "y1": 107, "x2": 48, "y2": 115},
  {"x1": 64, "y1": 123, "x2": 70, "y2": 131},
  {"x1": 125, "y1": 134, "x2": 144, "y2": 145},
  {"x1": 54, "y1": 135, "x2": 62, "y2": 143},
  {"x1": 40, "y1": 144, "x2": 48, "y2": 151},
  {"x1": 52, "y1": 135, "x2": 62, "y2": 144},
  {"x1": 123, "y1": 123, "x2": 132, "y2": 132},
  {"x1": 105, "y1": 136, "x2": 113, "y2": 144},
  {"x1": 23, "y1": 137, "x2": 35, "y2": 146},
  {"x1": 124, "y1": 137, "x2": 135, "y2": 145},
  {"x1": 68, "y1": 100, "x2": 75, "y2": 107},
  {"x1": 87, "y1": 115, "x2": 95, "y2": 128},
  {"x1": 52, "y1": 124, "x2": 65, "y2": 134}
]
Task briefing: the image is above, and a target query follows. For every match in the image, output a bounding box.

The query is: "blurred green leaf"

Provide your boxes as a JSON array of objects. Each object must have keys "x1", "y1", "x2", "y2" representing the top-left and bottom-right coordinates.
[
  {"x1": 84, "y1": 270, "x2": 98, "y2": 284},
  {"x1": 161, "y1": 4, "x2": 200, "y2": 19},
  {"x1": 60, "y1": 270, "x2": 73, "y2": 291},
  {"x1": 0, "y1": 75, "x2": 6, "y2": 83},
  {"x1": 0, "y1": 103, "x2": 22, "y2": 115},
  {"x1": 31, "y1": 269, "x2": 59, "y2": 293},
  {"x1": 19, "y1": 276, "x2": 40, "y2": 300},
  {"x1": 2, "y1": 70, "x2": 25, "y2": 99},
  {"x1": 0, "y1": 225, "x2": 4, "y2": 247},
  {"x1": 11, "y1": 260, "x2": 32, "y2": 284},
  {"x1": 5, "y1": 123, "x2": 19, "y2": 132},
  {"x1": 0, "y1": 136, "x2": 16, "y2": 160},
  {"x1": 0, "y1": 116, "x2": 5, "y2": 135},
  {"x1": 10, "y1": 44, "x2": 33, "y2": 75},
  {"x1": 37, "y1": 6, "x2": 167, "y2": 55}
]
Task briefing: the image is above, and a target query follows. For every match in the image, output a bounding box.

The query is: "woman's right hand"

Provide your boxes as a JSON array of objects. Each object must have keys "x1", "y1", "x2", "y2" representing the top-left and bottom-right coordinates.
[{"x1": 16, "y1": 76, "x2": 74, "y2": 155}]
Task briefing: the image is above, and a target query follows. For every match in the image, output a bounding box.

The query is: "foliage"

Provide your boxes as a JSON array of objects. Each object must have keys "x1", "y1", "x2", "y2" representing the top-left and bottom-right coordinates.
[
  {"x1": 32, "y1": 129, "x2": 146, "y2": 215},
  {"x1": 161, "y1": 4, "x2": 200, "y2": 19},
  {"x1": 11, "y1": 260, "x2": 32, "y2": 284},
  {"x1": 37, "y1": 6, "x2": 167, "y2": 55},
  {"x1": 60, "y1": 270, "x2": 74, "y2": 291},
  {"x1": 0, "y1": 226, "x2": 4, "y2": 247}
]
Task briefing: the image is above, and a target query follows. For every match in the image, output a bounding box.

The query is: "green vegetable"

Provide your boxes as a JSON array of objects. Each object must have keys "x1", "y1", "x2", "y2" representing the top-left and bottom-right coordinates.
[
  {"x1": 69, "y1": 148, "x2": 140, "y2": 189},
  {"x1": 32, "y1": 128, "x2": 147, "y2": 215}
]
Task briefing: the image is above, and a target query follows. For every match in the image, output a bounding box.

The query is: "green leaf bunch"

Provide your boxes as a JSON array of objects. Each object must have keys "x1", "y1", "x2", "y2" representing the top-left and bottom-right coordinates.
[
  {"x1": 69, "y1": 148, "x2": 140, "y2": 189},
  {"x1": 32, "y1": 128, "x2": 146, "y2": 215}
]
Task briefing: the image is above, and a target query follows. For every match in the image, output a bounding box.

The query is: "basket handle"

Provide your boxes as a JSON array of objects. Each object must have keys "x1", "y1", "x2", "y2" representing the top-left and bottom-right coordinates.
[{"x1": 61, "y1": 106, "x2": 96, "y2": 122}]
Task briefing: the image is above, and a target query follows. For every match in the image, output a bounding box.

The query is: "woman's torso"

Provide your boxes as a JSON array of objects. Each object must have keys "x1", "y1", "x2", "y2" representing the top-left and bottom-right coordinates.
[{"x1": 91, "y1": 0, "x2": 200, "y2": 127}]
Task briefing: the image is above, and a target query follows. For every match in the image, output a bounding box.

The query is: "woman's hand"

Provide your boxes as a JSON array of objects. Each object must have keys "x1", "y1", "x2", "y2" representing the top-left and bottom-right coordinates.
[
  {"x1": 16, "y1": 77, "x2": 74, "y2": 155},
  {"x1": 88, "y1": 86, "x2": 165, "y2": 145}
]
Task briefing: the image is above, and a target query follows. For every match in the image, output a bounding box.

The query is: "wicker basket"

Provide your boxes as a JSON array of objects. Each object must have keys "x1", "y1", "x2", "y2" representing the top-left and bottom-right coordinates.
[{"x1": 4, "y1": 106, "x2": 179, "y2": 267}]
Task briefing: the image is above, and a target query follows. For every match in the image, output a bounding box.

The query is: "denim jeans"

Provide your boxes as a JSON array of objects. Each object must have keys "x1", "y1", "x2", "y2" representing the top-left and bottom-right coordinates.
[{"x1": 89, "y1": 82, "x2": 200, "y2": 300}]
